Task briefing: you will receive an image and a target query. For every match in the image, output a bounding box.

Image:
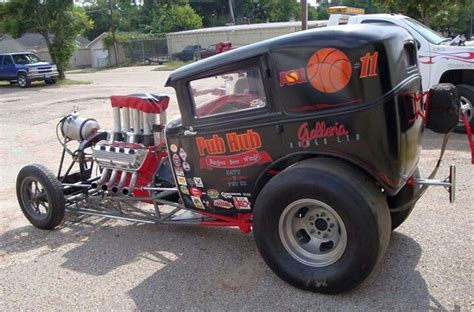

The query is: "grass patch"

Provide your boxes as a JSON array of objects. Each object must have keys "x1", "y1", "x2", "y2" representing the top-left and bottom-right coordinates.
[
  {"x1": 153, "y1": 60, "x2": 191, "y2": 71},
  {"x1": 58, "y1": 79, "x2": 92, "y2": 85}
]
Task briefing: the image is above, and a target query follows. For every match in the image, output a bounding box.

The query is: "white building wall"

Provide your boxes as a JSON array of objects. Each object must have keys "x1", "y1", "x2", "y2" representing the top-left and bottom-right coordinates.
[{"x1": 166, "y1": 21, "x2": 326, "y2": 55}]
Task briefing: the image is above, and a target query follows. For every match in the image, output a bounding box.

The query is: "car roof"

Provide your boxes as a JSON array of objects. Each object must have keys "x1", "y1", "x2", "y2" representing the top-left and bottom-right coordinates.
[
  {"x1": 0, "y1": 52, "x2": 35, "y2": 55},
  {"x1": 166, "y1": 24, "x2": 409, "y2": 86}
]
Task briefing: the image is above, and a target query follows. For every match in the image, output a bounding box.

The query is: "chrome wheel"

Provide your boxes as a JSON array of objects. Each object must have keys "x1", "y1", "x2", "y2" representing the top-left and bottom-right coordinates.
[
  {"x1": 18, "y1": 74, "x2": 28, "y2": 88},
  {"x1": 279, "y1": 198, "x2": 347, "y2": 267},
  {"x1": 20, "y1": 177, "x2": 50, "y2": 221},
  {"x1": 459, "y1": 95, "x2": 472, "y2": 126}
]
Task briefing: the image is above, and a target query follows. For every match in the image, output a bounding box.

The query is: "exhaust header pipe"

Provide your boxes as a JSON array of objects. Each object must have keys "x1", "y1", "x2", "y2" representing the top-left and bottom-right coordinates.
[
  {"x1": 122, "y1": 172, "x2": 138, "y2": 195},
  {"x1": 91, "y1": 168, "x2": 110, "y2": 189}
]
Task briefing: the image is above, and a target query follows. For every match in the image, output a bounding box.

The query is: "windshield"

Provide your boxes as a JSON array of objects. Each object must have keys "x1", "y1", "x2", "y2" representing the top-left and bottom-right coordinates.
[
  {"x1": 12, "y1": 54, "x2": 41, "y2": 65},
  {"x1": 403, "y1": 17, "x2": 446, "y2": 45}
]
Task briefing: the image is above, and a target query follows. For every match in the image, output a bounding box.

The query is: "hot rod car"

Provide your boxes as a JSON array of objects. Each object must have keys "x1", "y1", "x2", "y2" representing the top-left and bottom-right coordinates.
[{"x1": 16, "y1": 25, "x2": 471, "y2": 294}]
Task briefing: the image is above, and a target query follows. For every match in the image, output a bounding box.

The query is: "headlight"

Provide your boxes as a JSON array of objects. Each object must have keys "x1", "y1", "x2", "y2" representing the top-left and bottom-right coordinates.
[{"x1": 51, "y1": 65, "x2": 57, "y2": 70}]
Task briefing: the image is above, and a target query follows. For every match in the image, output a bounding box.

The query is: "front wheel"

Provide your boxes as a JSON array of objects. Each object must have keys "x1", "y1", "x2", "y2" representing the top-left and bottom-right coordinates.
[
  {"x1": 17, "y1": 73, "x2": 31, "y2": 88},
  {"x1": 16, "y1": 164, "x2": 65, "y2": 229},
  {"x1": 253, "y1": 158, "x2": 391, "y2": 294},
  {"x1": 45, "y1": 78, "x2": 57, "y2": 85},
  {"x1": 455, "y1": 84, "x2": 474, "y2": 133}
]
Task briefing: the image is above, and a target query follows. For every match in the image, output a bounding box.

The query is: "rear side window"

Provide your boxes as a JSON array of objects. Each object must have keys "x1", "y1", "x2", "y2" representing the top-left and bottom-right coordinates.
[
  {"x1": 3, "y1": 55, "x2": 13, "y2": 65},
  {"x1": 190, "y1": 66, "x2": 266, "y2": 118}
]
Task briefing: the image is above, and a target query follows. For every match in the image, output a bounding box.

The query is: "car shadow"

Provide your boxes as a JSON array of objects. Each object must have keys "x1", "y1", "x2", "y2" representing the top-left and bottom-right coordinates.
[
  {"x1": 1, "y1": 216, "x2": 443, "y2": 310},
  {"x1": 422, "y1": 129, "x2": 470, "y2": 152}
]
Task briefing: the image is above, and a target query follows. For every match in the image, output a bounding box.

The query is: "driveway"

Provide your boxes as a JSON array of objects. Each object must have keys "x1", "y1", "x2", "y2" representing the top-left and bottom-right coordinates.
[{"x1": 0, "y1": 66, "x2": 472, "y2": 310}]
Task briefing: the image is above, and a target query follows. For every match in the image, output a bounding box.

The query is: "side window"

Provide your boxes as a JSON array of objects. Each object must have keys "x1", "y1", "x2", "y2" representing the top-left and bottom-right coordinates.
[
  {"x1": 190, "y1": 66, "x2": 266, "y2": 118},
  {"x1": 3, "y1": 55, "x2": 13, "y2": 65},
  {"x1": 361, "y1": 20, "x2": 396, "y2": 26}
]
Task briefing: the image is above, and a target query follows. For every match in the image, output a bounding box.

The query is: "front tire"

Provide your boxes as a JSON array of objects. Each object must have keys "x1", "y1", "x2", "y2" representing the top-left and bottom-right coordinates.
[
  {"x1": 455, "y1": 84, "x2": 474, "y2": 133},
  {"x1": 17, "y1": 72, "x2": 31, "y2": 88},
  {"x1": 45, "y1": 78, "x2": 57, "y2": 85},
  {"x1": 253, "y1": 158, "x2": 391, "y2": 294},
  {"x1": 16, "y1": 164, "x2": 65, "y2": 229}
]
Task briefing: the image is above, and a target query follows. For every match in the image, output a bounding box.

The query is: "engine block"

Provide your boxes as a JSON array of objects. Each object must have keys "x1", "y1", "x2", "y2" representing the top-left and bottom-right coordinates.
[{"x1": 93, "y1": 141, "x2": 149, "y2": 171}]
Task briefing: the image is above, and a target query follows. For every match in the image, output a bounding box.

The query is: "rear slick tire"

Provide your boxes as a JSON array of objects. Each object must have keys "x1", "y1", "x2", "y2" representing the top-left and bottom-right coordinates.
[{"x1": 253, "y1": 158, "x2": 391, "y2": 294}]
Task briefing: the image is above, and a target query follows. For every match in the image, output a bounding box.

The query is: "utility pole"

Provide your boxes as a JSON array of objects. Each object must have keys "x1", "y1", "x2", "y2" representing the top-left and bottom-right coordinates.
[
  {"x1": 301, "y1": 0, "x2": 308, "y2": 31},
  {"x1": 108, "y1": 0, "x2": 119, "y2": 67},
  {"x1": 228, "y1": 0, "x2": 235, "y2": 25}
]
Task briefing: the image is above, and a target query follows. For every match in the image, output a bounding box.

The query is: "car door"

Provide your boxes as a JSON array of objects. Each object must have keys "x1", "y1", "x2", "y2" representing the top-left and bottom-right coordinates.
[
  {"x1": 166, "y1": 59, "x2": 286, "y2": 213},
  {"x1": 0, "y1": 55, "x2": 4, "y2": 79},
  {"x1": 1, "y1": 55, "x2": 16, "y2": 79}
]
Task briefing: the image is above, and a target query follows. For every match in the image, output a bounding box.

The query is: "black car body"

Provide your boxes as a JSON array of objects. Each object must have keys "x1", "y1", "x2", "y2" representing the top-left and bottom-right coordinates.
[{"x1": 165, "y1": 24, "x2": 423, "y2": 213}]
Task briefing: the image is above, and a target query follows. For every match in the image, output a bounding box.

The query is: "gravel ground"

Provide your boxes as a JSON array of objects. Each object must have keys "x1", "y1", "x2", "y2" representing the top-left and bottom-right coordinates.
[{"x1": 0, "y1": 66, "x2": 472, "y2": 311}]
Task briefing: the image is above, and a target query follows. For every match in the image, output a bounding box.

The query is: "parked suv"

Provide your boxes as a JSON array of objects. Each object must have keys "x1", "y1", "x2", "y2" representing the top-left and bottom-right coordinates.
[{"x1": 0, "y1": 52, "x2": 59, "y2": 88}]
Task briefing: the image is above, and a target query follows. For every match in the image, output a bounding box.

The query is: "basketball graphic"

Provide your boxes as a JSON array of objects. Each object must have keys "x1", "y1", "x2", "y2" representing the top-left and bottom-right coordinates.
[
  {"x1": 306, "y1": 48, "x2": 352, "y2": 93},
  {"x1": 286, "y1": 70, "x2": 299, "y2": 83}
]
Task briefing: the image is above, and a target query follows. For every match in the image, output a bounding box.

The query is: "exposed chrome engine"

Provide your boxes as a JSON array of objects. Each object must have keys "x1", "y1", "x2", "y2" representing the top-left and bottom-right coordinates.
[{"x1": 59, "y1": 93, "x2": 170, "y2": 195}]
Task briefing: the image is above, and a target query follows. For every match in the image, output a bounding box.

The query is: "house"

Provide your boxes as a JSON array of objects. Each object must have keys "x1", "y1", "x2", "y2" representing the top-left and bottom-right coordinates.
[
  {"x1": 87, "y1": 32, "x2": 109, "y2": 67},
  {"x1": 0, "y1": 34, "x2": 27, "y2": 53},
  {"x1": 15, "y1": 33, "x2": 91, "y2": 68}
]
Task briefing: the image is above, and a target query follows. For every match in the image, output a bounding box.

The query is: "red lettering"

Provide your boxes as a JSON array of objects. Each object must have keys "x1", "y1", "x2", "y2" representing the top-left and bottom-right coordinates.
[
  {"x1": 226, "y1": 130, "x2": 262, "y2": 153},
  {"x1": 297, "y1": 121, "x2": 350, "y2": 148},
  {"x1": 195, "y1": 134, "x2": 226, "y2": 156}
]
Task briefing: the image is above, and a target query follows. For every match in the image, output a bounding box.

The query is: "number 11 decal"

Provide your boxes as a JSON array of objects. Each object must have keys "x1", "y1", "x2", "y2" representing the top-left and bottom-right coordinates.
[{"x1": 359, "y1": 52, "x2": 379, "y2": 78}]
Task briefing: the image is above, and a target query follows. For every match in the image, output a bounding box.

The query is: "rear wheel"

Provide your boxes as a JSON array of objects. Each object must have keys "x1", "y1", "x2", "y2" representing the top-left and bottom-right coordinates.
[
  {"x1": 16, "y1": 164, "x2": 65, "y2": 229},
  {"x1": 17, "y1": 72, "x2": 31, "y2": 88},
  {"x1": 455, "y1": 84, "x2": 474, "y2": 133},
  {"x1": 253, "y1": 158, "x2": 391, "y2": 294}
]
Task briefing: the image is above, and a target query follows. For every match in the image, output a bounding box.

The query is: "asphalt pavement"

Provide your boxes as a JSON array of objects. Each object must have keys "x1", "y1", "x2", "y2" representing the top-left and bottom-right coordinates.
[{"x1": 0, "y1": 66, "x2": 472, "y2": 311}]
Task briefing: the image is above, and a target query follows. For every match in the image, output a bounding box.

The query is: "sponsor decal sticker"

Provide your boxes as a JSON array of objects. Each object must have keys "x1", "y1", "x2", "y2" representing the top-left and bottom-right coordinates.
[
  {"x1": 193, "y1": 177, "x2": 204, "y2": 188},
  {"x1": 200, "y1": 150, "x2": 272, "y2": 170},
  {"x1": 233, "y1": 196, "x2": 251, "y2": 210},
  {"x1": 177, "y1": 176, "x2": 187, "y2": 186},
  {"x1": 170, "y1": 144, "x2": 178, "y2": 153},
  {"x1": 174, "y1": 167, "x2": 184, "y2": 176},
  {"x1": 172, "y1": 154, "x2": 181, "y2": 167},
  {"x1": 207, "y1": 189, "x2": 219, "y2": 198},
  {"x1": 222, "y1": 192, "x2": 242, "y2": 199},
  {"x1": 191, "y1": 196, "x2": 205, "y2": 209},
  {"x1": 189, "y1": 187, "x2": 203, "y2": 197},
  {"x1": 179, "y1": 147, "x2": 188, "y2": 161},
  {"x1": 213, "y1": 199, "x2": 234, "y2": 209},
  {"x1": 297, "y1": 121, "x2": 350, "y2": 148},
  {"x1": 196, "y1": 130, "x2": 262, "y2": 156},
  {"x1": 182, "y1": 161, "x2": 191, "y2": 171},
  {"x1": 180, "y1": 185, "x2": 190, "y2": 195},
  {"x1": 279, "y1": 68, "x2": 307, "y2": 87}
]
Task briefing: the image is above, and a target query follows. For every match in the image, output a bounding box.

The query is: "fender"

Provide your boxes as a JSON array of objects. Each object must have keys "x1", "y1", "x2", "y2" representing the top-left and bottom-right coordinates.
[{"x1": 251, "y1": 151, "x2": 405, "y2": 204}]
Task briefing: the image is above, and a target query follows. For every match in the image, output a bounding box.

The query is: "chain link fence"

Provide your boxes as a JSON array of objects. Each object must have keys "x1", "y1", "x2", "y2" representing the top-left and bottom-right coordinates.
[{"x1": 121, "y1": 37, "x2": 169, "y2": 65}]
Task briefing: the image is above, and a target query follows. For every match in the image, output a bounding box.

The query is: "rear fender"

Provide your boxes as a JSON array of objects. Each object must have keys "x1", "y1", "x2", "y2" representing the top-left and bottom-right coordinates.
[{"x1": 251, "y1": 152, "x2": 392, "y2": 204}]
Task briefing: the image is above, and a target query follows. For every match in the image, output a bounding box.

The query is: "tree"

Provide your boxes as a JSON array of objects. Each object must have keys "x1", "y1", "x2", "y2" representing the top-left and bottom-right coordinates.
[
  {"x1": 0, "y1": 0, "x2": 92, "y2": 79},
  {"x1": 162, "y1": 4, "x2": 203, "y2": 33},
  {"x1": 430, "y1": 1, "x2": 473, "y2": 38},
  {"x1": 374, "y1": 0, "x2": 463, "y2": 26}
]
